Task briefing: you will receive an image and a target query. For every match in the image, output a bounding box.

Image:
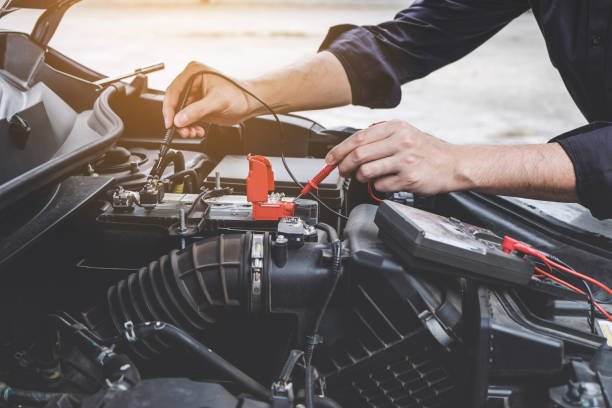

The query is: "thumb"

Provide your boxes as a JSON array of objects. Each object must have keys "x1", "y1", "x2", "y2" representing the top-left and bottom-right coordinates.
[{"x1": 174, "y1": 96, "x2": 223, "y2": 128}]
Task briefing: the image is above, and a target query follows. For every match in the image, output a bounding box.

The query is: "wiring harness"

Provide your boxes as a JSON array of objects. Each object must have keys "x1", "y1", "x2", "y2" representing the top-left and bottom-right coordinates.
[{"x1": 502, "y1": 236, "x2": 612, "y2": 331}]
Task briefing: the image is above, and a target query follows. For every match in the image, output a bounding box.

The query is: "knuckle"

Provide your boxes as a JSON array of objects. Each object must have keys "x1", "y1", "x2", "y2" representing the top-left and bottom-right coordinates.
[
  {"x1": 353, "y1": 132, "x2": 367, "y2": 145},
  {"x1": 351, "y1": 146, "x2": 367, "y2": 163},
  {"x1": 400, "y1": 170, "x2": 416, "y2": 185},
  {"x1": 355, "y1": 170, "x2": 366, "y2": 182},
  {"x1": 337, "y1": 164, "x2": 349, "y2": 177},
  {"x1": 360, "y1": 163, "x2": 376, "y2": 179},
  {"x1": 394, "y1": 120, "x2": 412, "y2": 130},
  {"x1": 398, "y1": 133, "x2": 414, "y2": 148},
  {"x1": 373, "y1": 179, "x2": 387, "y2": 192}
]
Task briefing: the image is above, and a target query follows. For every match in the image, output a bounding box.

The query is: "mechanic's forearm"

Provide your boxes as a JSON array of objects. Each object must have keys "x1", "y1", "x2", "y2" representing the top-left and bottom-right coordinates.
[
  {"x1": 247, "y1": 51, "x2": 352, "y2": 115},
  {"x1": 453, "y1": 143, "x2": 578, "y2": 202}
]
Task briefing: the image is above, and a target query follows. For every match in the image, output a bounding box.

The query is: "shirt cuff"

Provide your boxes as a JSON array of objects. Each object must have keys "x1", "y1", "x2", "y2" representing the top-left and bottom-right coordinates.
[{"x1": 551, "y1": 122, "x2": 612, "y2": 219}]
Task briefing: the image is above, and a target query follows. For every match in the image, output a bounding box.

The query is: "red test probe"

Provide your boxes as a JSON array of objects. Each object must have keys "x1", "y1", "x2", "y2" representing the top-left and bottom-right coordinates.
[
  {"x1": 297, "y1": 121, "x2": 388, "y2": 202},
  {"x1": 295, "y1": 164, "x2": 336, "y2": 200}
]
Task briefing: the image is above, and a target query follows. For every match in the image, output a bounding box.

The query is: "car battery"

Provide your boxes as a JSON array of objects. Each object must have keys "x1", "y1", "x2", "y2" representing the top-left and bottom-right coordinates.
[{"x1": 204, "y1": 155, "x2": 344, "y2": 225}]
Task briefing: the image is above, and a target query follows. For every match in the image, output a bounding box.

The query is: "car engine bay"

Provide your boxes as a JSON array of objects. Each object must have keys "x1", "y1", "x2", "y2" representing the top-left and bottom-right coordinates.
[{"x1": 3, "y1": 5, "x2": 612, "y2": 408}]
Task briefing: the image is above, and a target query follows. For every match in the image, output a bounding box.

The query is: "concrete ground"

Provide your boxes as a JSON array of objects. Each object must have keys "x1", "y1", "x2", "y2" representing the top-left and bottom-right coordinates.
[{"x1": 1, "y1": 3, "x2": 586, "y2": 144}]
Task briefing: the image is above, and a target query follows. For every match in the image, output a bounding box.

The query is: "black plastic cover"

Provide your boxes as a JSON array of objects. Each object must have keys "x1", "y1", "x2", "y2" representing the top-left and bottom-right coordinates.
[
  {"x1": 320, "y1": 204, "x2": 463, "y2": 407},
  {"x1": 344, "y1": 203, "x2": 462, "y2": 339},
  {"x1": 375, "y1": 200, "x2": 533, "y2": 286},
  {"x1": 0, "y1": 33, "x2": 123, "y2": 213}
]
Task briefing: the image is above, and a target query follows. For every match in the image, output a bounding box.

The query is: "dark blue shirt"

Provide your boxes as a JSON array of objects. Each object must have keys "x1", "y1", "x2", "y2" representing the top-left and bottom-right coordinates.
[{"x1": 320, "y1": 0, "x2": 612, "y2": 219}]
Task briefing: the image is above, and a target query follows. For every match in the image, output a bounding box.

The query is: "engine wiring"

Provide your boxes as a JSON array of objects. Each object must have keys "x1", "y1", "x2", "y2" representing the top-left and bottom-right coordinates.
[
  {"x1": 368, "y1": 181, "x2": 383, "y2": 203},
  {"x1": 174, "y1": 70, "x2": 349, "y2": 220},
  {"x1": 502, "y1": 236, "x2": 612, "y2": 328}
]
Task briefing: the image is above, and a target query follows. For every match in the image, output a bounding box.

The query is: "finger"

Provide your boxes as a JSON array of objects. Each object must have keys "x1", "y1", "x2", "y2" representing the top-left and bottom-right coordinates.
[
  {"x1": 174, "y1": 96, "x2": 223, "y2": 128},
  {"x1": 163, "y1": 74, "x2": 191, "y2": 128},
  {"x1": 326, "y1": 122, "x2": 394, "y2": 165},
  {"x1": 355, "y1": 156, "x2": 399, "y2": 183},
  {"x1": 162, "y1": 104, "x2": 175, "y2": 130},
  {"x1": 188, "y1": 125, "x2": 203, "y2": 138},
  {"x1": 162, "y1": 65, "x2": 203, "y2": 128},
  {"x1": 373, "y1": 174, "x2": 403, "y2": 192},
  {"x1": 337, "y1": 138, "x2": 398, "y2": 176},
  {"x1": 177, "y1": 127, "x2": 192, "y2": 138}
]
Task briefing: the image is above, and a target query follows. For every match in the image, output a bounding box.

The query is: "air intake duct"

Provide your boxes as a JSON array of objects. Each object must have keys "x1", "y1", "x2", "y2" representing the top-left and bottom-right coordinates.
[{"x1": 91, "y1": 232, "x2": 334, "y2": 358}]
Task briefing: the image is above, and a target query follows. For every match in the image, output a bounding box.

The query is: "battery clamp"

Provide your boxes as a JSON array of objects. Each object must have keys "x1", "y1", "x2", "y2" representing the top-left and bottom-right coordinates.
[{"x1": 246, "y1": 154, "x2": 295, "y2": 221}]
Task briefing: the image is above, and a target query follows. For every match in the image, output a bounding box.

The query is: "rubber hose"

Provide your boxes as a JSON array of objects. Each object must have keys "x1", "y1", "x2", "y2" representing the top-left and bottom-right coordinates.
[
  {"x1": 305, "y1": 365, "x2": 314, "y2": 408},
  {"x1": 315, "y1": 223, "x2": 339, "y2": 242},
  {"x1": 159, "y1": 150, "x2": 185, "y2": 176},
  {"x1": 131, "y1": 322, "x2": 271, "y2": 402},
  {"x1": 1, "y1": 387, "x2": 68, "y2": 407}
]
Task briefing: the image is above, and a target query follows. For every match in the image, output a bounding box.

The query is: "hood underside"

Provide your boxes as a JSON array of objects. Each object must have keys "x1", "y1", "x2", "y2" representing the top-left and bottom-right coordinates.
[{"x1": 4, "y1": 0, "x2": 76, "y2": 9}]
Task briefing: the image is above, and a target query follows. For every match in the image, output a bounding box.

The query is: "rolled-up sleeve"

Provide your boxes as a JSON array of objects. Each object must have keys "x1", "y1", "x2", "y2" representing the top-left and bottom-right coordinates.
[
  {"x1": 319, "y1": 0, "x2": 529, "y2": 108},
  {"x1": 551, "y1": 123, "x2": 612, "y2": 219}
]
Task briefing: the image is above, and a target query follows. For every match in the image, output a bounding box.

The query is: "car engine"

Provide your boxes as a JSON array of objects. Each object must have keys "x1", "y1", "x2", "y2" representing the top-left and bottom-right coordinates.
[{"x1": 3, "y1": 6, "x2": 612, "y2": 408}]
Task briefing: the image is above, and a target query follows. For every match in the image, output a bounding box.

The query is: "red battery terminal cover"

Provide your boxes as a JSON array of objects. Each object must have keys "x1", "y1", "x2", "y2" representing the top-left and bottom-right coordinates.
[{"x1": 246, "y1": 154, "x2": 295, "y2": 220}]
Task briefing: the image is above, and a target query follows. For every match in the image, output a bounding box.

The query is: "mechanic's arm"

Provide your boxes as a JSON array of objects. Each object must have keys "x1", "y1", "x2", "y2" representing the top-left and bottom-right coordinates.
[
  {"x1": 326, "y1": 121, "x2": 578, "y2": 202},
  {"x1": 162, "y1": 52, "x2": 351, "y2": 138},
  {"x1": 164, "y1": 0, "x2": 530, "y2": 137}
]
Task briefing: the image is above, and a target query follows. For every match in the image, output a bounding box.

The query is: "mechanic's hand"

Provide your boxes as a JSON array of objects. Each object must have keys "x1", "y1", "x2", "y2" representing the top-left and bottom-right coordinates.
[
  {"x1": 325, "y1": 120, "x2": 464, "y2": 195},
  {"x1": 162, "y1": 61, "x2": 257, "y2": 138}
]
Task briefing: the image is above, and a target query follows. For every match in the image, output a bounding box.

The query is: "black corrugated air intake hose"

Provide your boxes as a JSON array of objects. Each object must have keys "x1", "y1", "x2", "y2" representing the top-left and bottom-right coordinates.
[{"x1": 88, "y1": 231, "x2": 337, "y2": 359}]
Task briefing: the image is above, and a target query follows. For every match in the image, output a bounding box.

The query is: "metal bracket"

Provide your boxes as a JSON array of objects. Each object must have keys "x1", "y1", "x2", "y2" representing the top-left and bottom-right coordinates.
[
  {"x1": 124, "y1": 321, "x2": 136, "y2": 343},
  {"x1": 96, "y1": 344, "x2": 116, "y2": 366}
]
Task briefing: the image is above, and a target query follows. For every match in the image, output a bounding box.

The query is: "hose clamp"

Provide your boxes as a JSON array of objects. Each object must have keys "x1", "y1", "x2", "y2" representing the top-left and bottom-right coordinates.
[
  {"x1": 124, "y1": 321, "x2": 136, "y2": 343},
  {"x1": 250, "y1": 234, "x2": 265, "y2": 313},
  {"x1": 96, "y1": 344, "x2": 116, "y2": 366}
]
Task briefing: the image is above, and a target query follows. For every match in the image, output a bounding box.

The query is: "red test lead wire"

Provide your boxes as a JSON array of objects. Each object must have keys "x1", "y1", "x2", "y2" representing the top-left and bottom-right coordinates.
[
  {"x1": 368, "y1": 182, "x2": 383, "y2": 202},
  {"x1": 502, "y1": 236, "x2": 612, "y2": 323},
  {"x1": 502, "y1": 236, "x2": 612, "y2": 298},
  {"x1": 534, "y1": 266, "x2": 612, "y2": 322}
]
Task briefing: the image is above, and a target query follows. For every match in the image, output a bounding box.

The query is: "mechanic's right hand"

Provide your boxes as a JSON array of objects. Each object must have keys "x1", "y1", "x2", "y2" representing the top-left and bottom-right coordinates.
[{"x1": 162, "y1": 61, "x2": 257, "y2": 138}]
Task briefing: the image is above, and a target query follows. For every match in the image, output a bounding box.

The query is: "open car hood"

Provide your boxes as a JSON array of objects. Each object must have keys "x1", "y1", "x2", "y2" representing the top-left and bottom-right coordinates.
[{"x1": 2, "y1": 0, "x2": 77, "y2": 9}]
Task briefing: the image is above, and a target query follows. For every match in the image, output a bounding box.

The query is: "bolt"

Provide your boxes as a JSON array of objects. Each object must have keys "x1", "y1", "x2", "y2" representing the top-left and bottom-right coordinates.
[
  {"x1": 178, "y1": 208, "x2": 187, "y2": 250},
  {"x1": 178, "y1": 208, "x2": 187, "y2": 233},
  {"x1": 215, "y1": 171, "x2": 221, "y2": 190}
]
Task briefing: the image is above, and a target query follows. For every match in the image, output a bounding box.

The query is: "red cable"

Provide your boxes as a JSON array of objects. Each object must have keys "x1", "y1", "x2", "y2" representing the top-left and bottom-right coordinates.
[
  {"x1": 368, "y1": 182, "x2": 383, "y2": 203},
  {"x1": 502, "y1": 236, "x2": 612, "y2": 323},
  {"x1": 535, "y1": 266, "x2": 612, "y2": 322},
  {"x1": 502, "y1": 236, "x2": 612, "y2": 299},
  {"x1": 547, "y1": 258, "x2": 612, "y2": 298}
]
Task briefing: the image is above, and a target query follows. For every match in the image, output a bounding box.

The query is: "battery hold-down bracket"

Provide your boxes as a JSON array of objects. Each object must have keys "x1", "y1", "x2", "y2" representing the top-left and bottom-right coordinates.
[{"x1": 247, "y1": 155, "x2": 295, "y2": 221}]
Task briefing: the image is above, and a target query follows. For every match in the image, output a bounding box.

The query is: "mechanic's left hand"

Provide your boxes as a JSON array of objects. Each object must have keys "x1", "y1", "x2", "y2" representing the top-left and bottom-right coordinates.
[{"x1": 325, "y1": 120, "x2": 465, "y2": 195}]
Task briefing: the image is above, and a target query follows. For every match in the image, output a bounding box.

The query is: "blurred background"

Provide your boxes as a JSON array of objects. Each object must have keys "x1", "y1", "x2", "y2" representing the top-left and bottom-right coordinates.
[{"x1": 1, "y1": 0, "x2": 585, "y2": 144}]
